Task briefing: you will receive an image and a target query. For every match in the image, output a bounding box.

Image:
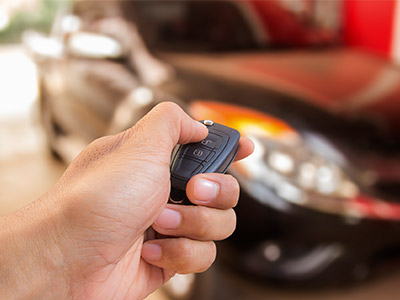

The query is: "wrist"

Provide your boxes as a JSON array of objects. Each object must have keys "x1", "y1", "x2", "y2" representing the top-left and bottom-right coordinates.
[{"x1": 0, "y1": 194, "x2": 70, "y2": 299}]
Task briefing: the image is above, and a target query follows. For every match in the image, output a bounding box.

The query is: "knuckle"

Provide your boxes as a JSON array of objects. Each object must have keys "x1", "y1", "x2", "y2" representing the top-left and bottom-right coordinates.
[
  {"x1": 176, "y1": 239, "x2": 192, "y2": 258},
  {"x1": 121, "y1": 125, "x2": 138, "y2": 141},
  {"x1": 153, "y1": 101, "x2": 184, "y2": 145},
  {"x1": 87, "y1": 135, "x2": 110, "y2": 150},
  {"x1": 198, "y1": 242, "x2": 217, "y2": 272},
  {"x1": 209, "y1": 241, "x2": 217, "y2": 261},
  {"x1": 195, "y1": 207, "x2": 212, "y2": 238},
  {"x1": 74, "y1": 135, "x2": 118, "y2": 166},
  {"x1": 225, "y1": 174, "x2": 236, "y2": 182},
  {"x1": 174, "y1": 239, "x2": 193, "y2": 269},
  {"x1": 206, "y1": 174, "x2": 240, "y2": 207},
  {"x1": 226, "y1": 209, "x2": 237, "y2": 237},
  {"x1": 156, "y1": 101, "x2": 182, "y2": 117},
  {"x1": 225, "y1": 175, "x2": 240, "y2": 206},
  {"x1": 227, "y1": 174, "x2": 240, "y2": 192},
  {"x1": 231, "y1": 191, "x2": 240, "y2": 208},
  {"x1": 172, "y1": 240, "x2": 216, "y2": 273}
]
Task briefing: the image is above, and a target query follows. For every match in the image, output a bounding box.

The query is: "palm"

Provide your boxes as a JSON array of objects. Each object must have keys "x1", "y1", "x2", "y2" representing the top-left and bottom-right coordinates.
[
  {"x1": 65, "y1": 155, "x2": 172, "y2": 299},
  {"x1": 82, "y1": 234, "x2": 171, "y2": 300}
]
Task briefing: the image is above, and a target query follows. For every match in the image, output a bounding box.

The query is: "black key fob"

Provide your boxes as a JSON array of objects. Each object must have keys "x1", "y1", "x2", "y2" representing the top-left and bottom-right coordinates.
[{"x1": 169, "y1": 120, "x2": 240, "y2": 204}]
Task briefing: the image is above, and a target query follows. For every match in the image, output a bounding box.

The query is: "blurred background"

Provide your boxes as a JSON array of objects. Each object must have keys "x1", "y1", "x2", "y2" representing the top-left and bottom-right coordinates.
[{"x1": 1, "y1": 0, "x2": 400, "y2": 299}]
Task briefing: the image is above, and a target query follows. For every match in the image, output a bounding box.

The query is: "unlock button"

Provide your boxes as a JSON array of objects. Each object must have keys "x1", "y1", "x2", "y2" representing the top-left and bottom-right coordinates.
[{"x1": 184, "y1": 145, "x2": 211, "y2": 162}]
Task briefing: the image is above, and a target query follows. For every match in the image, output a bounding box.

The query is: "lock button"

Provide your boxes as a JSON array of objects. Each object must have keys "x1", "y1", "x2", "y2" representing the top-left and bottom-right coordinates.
[{"x1": 199, "y1": 133, "x2": 222, "y2": 149}]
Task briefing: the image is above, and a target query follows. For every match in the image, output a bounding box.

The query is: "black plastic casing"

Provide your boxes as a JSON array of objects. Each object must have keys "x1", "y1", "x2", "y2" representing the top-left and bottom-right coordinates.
[{"x1": 169, "y1": 122, "x2": 240, "y2": 203}]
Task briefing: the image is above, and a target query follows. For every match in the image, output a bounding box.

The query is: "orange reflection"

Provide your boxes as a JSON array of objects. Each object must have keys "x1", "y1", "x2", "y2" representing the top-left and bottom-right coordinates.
[{"x1": 189, "y1": 101, "x2": 297, "y2": 139}]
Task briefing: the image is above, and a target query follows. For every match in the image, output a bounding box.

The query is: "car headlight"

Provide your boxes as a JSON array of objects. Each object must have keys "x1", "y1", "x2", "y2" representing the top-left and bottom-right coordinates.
[
  {"x1": 238, "y1": 134, "x2": 359, "y2": 206},
  {"x1": 189, "y1": 101, "x2": 400, "y2": 221}
]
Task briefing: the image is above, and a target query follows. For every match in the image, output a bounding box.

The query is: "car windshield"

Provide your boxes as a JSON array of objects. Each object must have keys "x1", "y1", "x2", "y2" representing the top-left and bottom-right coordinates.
[{"x1": 125, "y1": 0, "x2": 259, "y2": 53}]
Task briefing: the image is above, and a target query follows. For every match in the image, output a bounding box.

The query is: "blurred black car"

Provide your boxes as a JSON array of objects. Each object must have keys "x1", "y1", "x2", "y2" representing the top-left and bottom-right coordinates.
[{"x1": 25, "y1": 0, "x2": 400, "y2": 299}]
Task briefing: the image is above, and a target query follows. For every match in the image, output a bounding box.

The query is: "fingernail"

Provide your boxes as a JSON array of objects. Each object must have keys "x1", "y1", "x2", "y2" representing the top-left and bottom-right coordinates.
[
  {"x1": 194, "y1": 179, "x2": 219, "y2": 203},
  {"x1": 142, "y1": 243, "x2": 162, "y2": 261},
  {"x1": 154, "y1": 208, "x2": 181, "y2": 229}
]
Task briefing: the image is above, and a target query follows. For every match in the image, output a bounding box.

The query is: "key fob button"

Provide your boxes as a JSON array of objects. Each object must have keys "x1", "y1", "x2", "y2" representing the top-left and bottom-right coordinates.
[
  {"x1": 171, "y1": 157, "x2": 203, "y2": 179},
  {"x1": 205, "y1": 151, "x2": 216, "y2": 162},
  {"x1": 200, "y1": 133, "x2": 222, "y2": 149},
  {"x1": 183, "y1": 145, "x2": 211, "y2": 161}
]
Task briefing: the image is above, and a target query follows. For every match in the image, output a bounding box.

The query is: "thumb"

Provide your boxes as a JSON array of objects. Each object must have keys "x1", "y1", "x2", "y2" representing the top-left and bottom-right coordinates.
[
  {"x1": 108, "y1": 102, "x2": 208, "y2": 231},
  {"x1": 127, "y1": 102, "x2": 208, "y2": 152}
]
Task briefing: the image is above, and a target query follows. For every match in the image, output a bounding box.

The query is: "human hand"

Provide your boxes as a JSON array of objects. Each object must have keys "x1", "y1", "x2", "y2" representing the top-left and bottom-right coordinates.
[{"x1": 0, "y1": 102, "x2": 253, "y2": 300}]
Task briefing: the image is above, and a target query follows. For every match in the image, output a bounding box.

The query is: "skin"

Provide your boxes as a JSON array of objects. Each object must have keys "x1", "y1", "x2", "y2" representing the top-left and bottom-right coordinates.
[{"x1": 0, "y1": 102, "x2": 254, "y2": 300}]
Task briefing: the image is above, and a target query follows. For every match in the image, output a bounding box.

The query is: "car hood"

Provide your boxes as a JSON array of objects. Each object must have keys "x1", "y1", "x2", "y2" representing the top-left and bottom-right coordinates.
[{"x1": 163, "y1": 49, "x2": 400, "y2": 135}]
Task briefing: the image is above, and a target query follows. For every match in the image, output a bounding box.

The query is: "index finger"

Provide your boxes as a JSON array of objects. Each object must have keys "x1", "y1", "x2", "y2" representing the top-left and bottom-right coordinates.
[{"x1": 128, "y1": 101, "x2": 209, "y2": 151}]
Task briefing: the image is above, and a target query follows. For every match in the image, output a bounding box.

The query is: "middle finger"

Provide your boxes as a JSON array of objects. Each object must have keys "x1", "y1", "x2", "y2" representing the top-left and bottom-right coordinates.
[{"x1": 152, "y1": 204, "x2": 236, "y2": 241}]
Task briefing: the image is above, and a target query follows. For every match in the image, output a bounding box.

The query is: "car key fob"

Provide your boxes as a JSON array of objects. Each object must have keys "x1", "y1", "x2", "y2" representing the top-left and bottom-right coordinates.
[{"x1": 169, "y1": 120, "x2": 240, "y2": 204}]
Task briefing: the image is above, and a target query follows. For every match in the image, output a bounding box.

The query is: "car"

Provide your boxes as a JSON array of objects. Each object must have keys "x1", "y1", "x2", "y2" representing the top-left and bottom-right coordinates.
[{"x1": 25, "y1": 0, "x2": 400, "y2": 299}]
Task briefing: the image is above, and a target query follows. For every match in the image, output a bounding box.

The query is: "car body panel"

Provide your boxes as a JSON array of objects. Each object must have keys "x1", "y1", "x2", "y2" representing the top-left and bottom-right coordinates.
[{"x1": 162, "y1": 50, "x2": 400, "y2": 134}]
